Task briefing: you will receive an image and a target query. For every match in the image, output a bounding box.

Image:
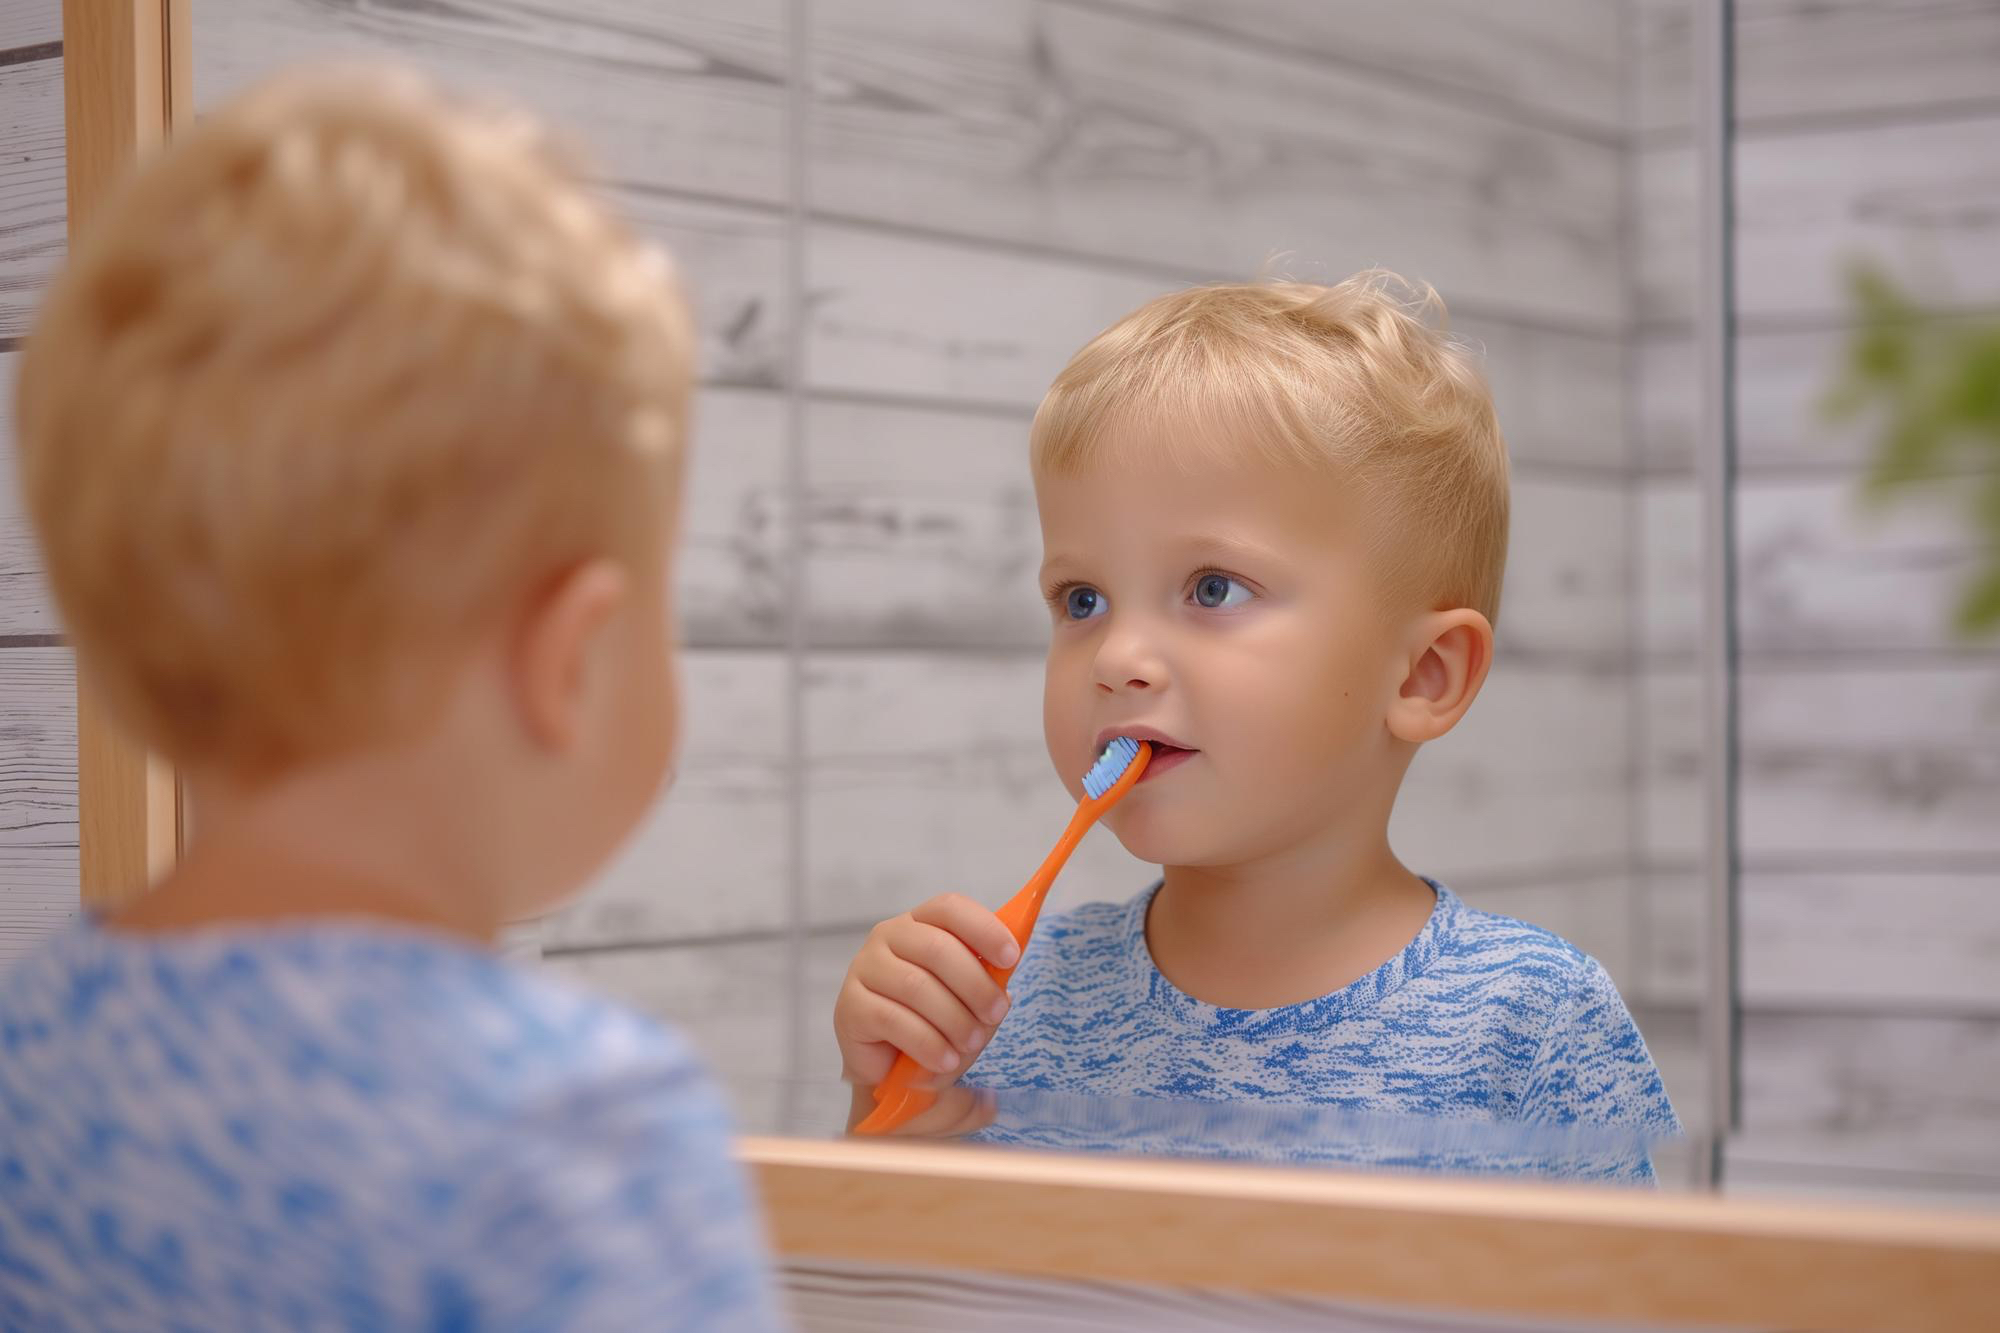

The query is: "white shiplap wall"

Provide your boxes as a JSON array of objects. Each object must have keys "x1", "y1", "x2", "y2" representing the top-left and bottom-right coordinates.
[
  {"x1": 0, "y1": 0, "x2": 72, "y2": 970},
  {"x1": 1638, "y1": 0, "x2": 2000, "y2": 1197}
]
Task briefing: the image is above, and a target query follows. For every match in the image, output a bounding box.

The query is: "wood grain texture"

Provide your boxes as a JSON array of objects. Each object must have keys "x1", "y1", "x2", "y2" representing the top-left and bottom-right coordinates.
[
  {"x1": 808, "y1": 228, "x2": 1630, "y2": 471},
  {"x1": 0, "y1": 52, "x2": 64, "y2": 341},
  {"x1": 0, "y1": 351, "x2": 58, "y2": 635},
  {"x1": 1737, "y1": 473, "x2": 1998, "y2": 658},
  {"x1": 1639, "y1": 108, "x2": 2000, "y2": 334},
  {"x1": 537, "y1": 936, "x2": 793, "y2": 1134},
  {"x1": 745, "y1": 1135, "x2": 2000, "y2": 1332},
  {"x1": 1740, "y1": 1010, "x2": 2000, "y2": 1178},
  {"x1": 1741, "y1": 871, "x2": 2000, "y2": 1015},
  {"x1": 1642, "y1": 0, "x2": 2000, "y2": 137},
  {"x1": 678, "y1": 389, "x2": 788, "y2": 647},
  {"x1": 802, "y1": 652, "x2": 1632, "y2": 928},
  {"x1": 65, "y1": 0, "x2": 181, "y2": 907},
  {"x1": 1090, "y1": 0, "x2": 1622, "y2": 135},
  {"x1": 0, "y1": 645, "x2": 74, "y2": 965},
  {"x1": 0, "y1": 0, "x2": 58, "y2": 51},
  {"x1": 1739, "y1": 663, "x2": 2000, "y2": 863},
  {"x1": 780, "y1": 1256, "x2": 1686, "y2": 1333},
  {"x1": 1637, "y1": 324, "x2": 1997, "y2": 474},
  {"x1": 1735, "y1": 112, "x2": 2000, "y2": 323},
  {"x1": 537, "y1": 651, "x2": 789, "y2": 949},
  {"x1": 194, "y1": 0, "x2": 789, "y2": 206},
  {"x1": 802, "y1": 395, "x2": 1631, "y2": 660},
  {"x1": 807, "y1": 0, "x2": 1624, "y2": 330},
  {"x1": 1638, "y1": 478, "x2": 1702, "y2": 663},
  {"x1": 612, "y1": 192, "x2": 788, "y2": 391}
]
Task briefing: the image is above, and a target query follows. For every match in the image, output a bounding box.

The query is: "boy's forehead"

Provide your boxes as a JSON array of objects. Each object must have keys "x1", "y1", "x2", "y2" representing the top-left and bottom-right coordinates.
[{"x1": 1035, "y1": 454, "x2": 1361, "y2": 567}]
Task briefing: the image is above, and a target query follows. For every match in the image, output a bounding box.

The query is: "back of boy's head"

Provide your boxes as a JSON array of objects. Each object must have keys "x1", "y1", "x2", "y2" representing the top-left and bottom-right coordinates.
[
  {"x1": 16, "y1": 66, "x2": 694, "y2": 777},
  {"x1": 1030, "y1": 272, "x2": 1510, "y2": 625}
]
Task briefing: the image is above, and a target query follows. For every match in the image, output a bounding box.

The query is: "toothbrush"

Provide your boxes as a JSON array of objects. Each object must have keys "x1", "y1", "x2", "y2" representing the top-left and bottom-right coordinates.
[{"x1": 854, "y1": 737, "x2": 1153, "y2": 1136}]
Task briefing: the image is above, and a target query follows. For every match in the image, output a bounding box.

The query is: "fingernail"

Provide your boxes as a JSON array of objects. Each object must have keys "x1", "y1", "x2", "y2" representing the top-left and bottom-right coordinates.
[
  {"x1": 968, "y1": 1028, "x2": 988, "y2": 1052},
  {"x1": 998, "y1": 944, "x2": 1020, "y2": 967},
  {"x1": 987, "y1": 998, "x2": 1010, "y2": 1023},
  {"x1": 938, "y1": 1051, "x2": 959, "y2": 1072}
]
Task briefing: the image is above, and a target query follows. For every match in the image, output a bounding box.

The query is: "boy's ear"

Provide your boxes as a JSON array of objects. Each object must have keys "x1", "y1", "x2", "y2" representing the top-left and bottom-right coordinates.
[
  {"x1": 1386, "y1": 609, "x2": 1494, "y2": 745},
  {"x1": 511, "y1": 558, "x2": 631, "y2": 752}
]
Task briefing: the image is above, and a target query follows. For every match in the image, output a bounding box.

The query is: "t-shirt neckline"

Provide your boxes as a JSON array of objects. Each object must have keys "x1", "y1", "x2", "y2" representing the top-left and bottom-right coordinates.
[{"x1": 1128, "y1": 877, "x2": 1461, "y2": 1033}]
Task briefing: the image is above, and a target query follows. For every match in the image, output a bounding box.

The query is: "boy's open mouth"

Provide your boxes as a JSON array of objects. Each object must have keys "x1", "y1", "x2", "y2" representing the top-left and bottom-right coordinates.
[{"x1": 1095, "y1": 728, "x2": 1199, "y2": 784}]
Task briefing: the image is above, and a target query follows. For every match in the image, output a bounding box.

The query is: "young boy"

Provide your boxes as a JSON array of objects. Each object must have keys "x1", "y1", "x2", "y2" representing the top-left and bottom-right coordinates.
[
  {"x1": 833, "y1": 275, "x2": 1678, "y2": 1181},
  {"x1": 0, "y1": 70, "x2": 784, "y2": 1327}
]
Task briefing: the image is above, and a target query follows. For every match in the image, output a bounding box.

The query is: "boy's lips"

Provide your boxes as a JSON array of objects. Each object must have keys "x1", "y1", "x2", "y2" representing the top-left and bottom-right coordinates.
[{"x1": 1094, "y1": 726, "x2": 1199, "y2": 785}]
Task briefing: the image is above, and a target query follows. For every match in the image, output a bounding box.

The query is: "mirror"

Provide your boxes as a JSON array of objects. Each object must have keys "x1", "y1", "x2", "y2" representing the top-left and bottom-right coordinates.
[{"x1": 166, "y1": 0, "x2": 1998, "y2": 1206}]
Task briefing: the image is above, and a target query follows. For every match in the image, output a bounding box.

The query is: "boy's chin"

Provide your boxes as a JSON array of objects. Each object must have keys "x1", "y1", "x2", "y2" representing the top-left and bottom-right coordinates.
[{"x1": 1105, "y1": 807, "x2": 1225, "y2": 870}]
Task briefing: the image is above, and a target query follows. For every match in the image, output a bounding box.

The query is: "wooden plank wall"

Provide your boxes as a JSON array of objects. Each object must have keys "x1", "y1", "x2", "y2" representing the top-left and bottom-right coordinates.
[
  {"x1": 1637, "y1": 0, "x2": 2000, "y2": 1199},
  {"x1": 0, "y1": 0, "x2": 72, "y2": 969},
  {"x1": 184, "y1": 0, "x2": 1658, "y2": 1146}
]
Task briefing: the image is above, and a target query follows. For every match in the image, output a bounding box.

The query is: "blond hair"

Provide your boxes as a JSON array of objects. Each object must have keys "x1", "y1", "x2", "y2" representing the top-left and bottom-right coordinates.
[
  {"x1": 15, "y1": 66, "x2": 695, "y2": 774},
  {"x1": 1030, "y1": 273, "x2": 1510, "y2": 622}
]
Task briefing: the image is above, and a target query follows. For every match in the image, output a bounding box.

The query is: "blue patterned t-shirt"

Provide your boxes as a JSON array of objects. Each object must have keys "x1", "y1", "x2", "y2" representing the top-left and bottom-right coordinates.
[
  {"x1": 963, "y1": 881, "x2": 1679, "y2": 1183},
  {"x1": 0, "y1": 921, "x2": 786, "y2": 1331}
]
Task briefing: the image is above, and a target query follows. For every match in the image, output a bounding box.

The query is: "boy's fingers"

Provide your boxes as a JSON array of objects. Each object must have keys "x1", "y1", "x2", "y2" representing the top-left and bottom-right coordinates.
[
  {"x1": 856, "y1": 992, "x2": 964, "y2": 1077},
  {"x1": 864, "y1": 960, "x2": 983, "y2": 1059},
  {"x1": 890, "y1": 922, "x2": 1012, "y2": 1026},
  {"x1": 911, "y1": 895, "x2": 1021, "y2": 970}
]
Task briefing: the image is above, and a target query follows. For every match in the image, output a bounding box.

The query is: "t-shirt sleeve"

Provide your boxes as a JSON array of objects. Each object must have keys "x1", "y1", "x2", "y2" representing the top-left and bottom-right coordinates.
[
  {"x1": 1518, "y1": 957, "x2": 1682, "y2": 1185},
  {"x1": 419, "y1": 1052, "x2": 789, "y2": 1331}
]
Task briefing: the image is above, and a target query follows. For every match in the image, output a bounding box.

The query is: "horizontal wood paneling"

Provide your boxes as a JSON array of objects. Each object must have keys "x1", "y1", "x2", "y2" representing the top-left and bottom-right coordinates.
[
  {"x1": 0, "y1": 646, "x2": 74, "y2": 965},
  {"x1": 803, "y1": 394, "x2": 1630, "y2": 660},
  {"x1": 613, "y1": 193, "x2": 789, "y2": 390},
  {"x1": 1076, "y1": 0, "x2": 1625, "y2": 137},
  {"x1": 195, "y1": 0, "x2": 790, "y2": 206},
  {"x1": 1640, "y1": 324, "x2": 2000, "y2": 475},
  {"x1": 1736, "y1": 473, "x2": 1997, "y2": 658},
  {"x1": 538, "y1": 651, "x2": 789, "y2": 949},
  {"x1": 0, "y1": 0, "x2": 57, "y2": 51},
  {"x1": 679, "y1": 389, "x2": 788, "y2": 647},
  {"x1": 537, "y1": 936, "x2": 793, "y2": 1134},
  {"x1": 1643, "y1": 0, "x2": 2000, "y2": 137},
  {"x1": 808, "y1": 0, "x2": 1623, "y2": 329},
  {"x1": 1739, "y1": 663, "x2": 2000, "y2": 863},
  {"x1": 0, "y1": 350, "x2": 55, "y2": 635},
  {"x1": 1739, "y1": 1010, "x2": 2000, "y2": 1176},
  {"x1": 1741, "y1": 871, "x2": 2000, "y2": 1015},
  {"x1": 0, "y1": 52, "x2": 63, "y2": 341},
  {"x1": 1735, "y1": 114, "x2": 2000, "y2": 323},
  {"x1": 1636, "y1": 471, "x2": 1992, "y2": 664},
  {"x1": 808, "y1": 228, "x2": 1629, "y2": 471},
  {"x1": 1632, "y1": 117, "x2": 2000, "y2": 331}
]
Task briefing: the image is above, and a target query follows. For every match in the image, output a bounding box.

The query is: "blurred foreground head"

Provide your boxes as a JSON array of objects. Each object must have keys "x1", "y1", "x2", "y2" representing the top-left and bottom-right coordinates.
[{"x1": 15, "y1": 65, "x2": 694, "y2": 785}]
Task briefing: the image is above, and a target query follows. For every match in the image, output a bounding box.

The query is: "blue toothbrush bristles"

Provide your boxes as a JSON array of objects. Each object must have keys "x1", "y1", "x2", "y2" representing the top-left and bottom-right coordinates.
[{"x1": 1082, "y1": 736, "x2": 1142, "y2": 799}]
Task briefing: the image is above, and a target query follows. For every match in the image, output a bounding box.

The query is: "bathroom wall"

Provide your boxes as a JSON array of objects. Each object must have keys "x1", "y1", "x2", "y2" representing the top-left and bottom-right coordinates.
[
  {"x1": 0, "y1": 0, "x2": 72, "y2": 969},
  {"x1": 1637, "y1": 0, "x2": 2000, "y2": 1197}
]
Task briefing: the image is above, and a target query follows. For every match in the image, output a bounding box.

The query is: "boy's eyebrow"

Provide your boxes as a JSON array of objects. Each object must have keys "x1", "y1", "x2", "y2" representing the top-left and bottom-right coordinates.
[{"x1": 1177, "y1": 533, "x2": 1286, "y2": 567}]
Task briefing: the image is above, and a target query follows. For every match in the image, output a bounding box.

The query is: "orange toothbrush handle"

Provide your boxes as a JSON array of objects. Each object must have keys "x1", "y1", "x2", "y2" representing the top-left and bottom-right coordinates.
[{"x1": 854, "y1": 743, "x2": 1151, "y2": 1136}]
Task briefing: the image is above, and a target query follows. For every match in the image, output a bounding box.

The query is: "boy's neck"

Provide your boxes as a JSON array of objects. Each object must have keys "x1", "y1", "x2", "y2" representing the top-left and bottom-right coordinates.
[
  {"x1": 1146, "y1": 827, "x2": 1437, "y2": 1011},
  {"x1": 108, "y1": 759, "x2": 510, "y2": 945}
]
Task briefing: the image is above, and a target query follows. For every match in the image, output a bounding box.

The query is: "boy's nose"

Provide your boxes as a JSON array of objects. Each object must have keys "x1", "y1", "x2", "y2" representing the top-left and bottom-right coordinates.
[{"x1": 1091, "y1": 628, "x2": 1167, "y2": 694}]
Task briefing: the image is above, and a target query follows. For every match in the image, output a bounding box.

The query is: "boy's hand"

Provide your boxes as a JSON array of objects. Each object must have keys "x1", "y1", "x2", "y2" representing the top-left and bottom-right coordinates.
[{"x1": 834, "y1": 894, "x2": 1020, "y2": 1091}]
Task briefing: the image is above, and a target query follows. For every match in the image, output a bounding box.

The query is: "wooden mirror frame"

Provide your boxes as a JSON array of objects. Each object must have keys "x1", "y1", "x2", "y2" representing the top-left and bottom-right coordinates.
[{"x1": 63, "y1": 6, "x2": 2000, "y2": 1328}]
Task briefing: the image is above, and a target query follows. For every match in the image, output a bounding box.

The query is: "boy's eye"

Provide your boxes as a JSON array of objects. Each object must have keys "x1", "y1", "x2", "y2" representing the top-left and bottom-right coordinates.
[
  {"x1": 1064, "y1": 586, "x2": 1108, "y2": 621},
  {"x1": 1192, "y1": 574, "x2": 1253, "y2": 609}
]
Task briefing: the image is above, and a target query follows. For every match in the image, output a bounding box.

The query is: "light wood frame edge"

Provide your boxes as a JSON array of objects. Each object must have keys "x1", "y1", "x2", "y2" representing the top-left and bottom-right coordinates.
[
  {"x1": 740, "y1": 1136, "x2": 2000, "y2": 1332},
  {"x1": 63, "y1": 0, "x2": 190, "y2": 905}
]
